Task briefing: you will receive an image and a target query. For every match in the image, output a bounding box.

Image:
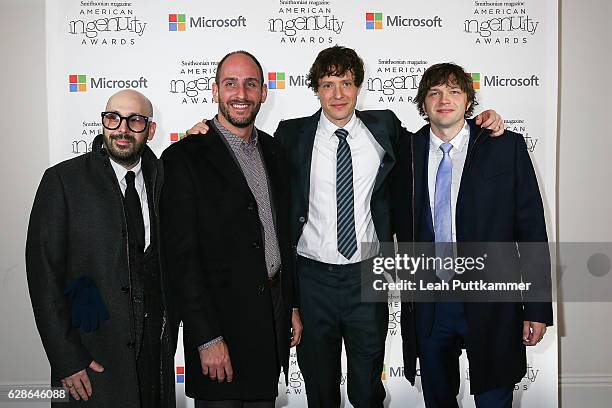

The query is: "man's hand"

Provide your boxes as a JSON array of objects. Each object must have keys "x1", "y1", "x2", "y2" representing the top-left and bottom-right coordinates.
[
  {"x1": 186, "y1": 118, "x2": 211, "y2": 136},
  {"x1": 199, "y1": 340, "x2": 233, "y2": 383},
  {"x1": 523, "y1": 321, "x2": 547, "y2": 346},
  {"x1": 474, "y1": 110, "x2": 505, "y2": 137},
  {"x1": 61, "y1": 360, "x2": 104, "y2": 401},
  {"x1": 290, "y1": 309, "x2": 303, "y2": 347}
]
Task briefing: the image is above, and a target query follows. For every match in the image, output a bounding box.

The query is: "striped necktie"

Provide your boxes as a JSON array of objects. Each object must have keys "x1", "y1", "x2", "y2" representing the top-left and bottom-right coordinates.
[{"x1": 335, "y1": 128, "x2": 358, "y2": 261}]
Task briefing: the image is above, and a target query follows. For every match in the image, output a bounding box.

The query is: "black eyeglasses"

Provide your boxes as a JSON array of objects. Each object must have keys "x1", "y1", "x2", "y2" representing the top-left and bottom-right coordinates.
[{"x1": 101, "y1": 112, "x2": 151, "y2": 133}]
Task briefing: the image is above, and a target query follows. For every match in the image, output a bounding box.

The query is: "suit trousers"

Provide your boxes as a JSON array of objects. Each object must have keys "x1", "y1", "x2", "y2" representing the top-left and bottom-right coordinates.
[
  {"x1": 296, "y1": 256, "x2": 387, "y2": 408},
  {"x1": 417, "y1": 302, "x2": 513, "y2": 408}
]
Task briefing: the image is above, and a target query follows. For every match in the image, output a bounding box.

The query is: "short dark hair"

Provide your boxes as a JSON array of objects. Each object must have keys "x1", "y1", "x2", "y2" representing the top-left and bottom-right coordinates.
[
  {"x1": 414, "y1": 62, "x2": 478, "y2": 120},
  {"x1": 306, "y1": 45, "x2": 365, "y2": 93},
  {"x1": 215, "y1": 50, "x2": 264, "y2": 86}
]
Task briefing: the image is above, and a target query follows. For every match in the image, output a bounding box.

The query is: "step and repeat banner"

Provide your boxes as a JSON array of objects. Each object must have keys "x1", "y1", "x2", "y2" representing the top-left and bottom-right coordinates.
[{"x1": 46, "y1": 0, "x2": 558, "y2": 406}]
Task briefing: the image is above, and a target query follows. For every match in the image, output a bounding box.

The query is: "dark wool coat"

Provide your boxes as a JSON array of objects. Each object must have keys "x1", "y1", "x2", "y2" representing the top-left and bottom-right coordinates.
[{"x1": 26, "y1": 135, "x2": 176, "y2": 407}]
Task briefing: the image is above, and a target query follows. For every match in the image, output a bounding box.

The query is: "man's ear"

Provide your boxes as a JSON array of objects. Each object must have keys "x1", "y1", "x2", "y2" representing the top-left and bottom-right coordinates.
[
  {"x1": 147, "y1": 121, "x2": 156, "y2": 141},
  {"x1": 212, "y1": 82, "x2": 219, "y2": 103}
]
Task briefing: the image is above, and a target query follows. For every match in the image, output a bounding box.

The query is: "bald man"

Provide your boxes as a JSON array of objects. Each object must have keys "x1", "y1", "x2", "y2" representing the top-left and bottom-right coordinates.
[{"x1": 26, "y1": 90, "x2": 175, "y2": 407}]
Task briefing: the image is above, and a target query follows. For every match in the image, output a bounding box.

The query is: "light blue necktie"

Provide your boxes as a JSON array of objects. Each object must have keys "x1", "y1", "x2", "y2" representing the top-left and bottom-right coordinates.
[
  {"x1": 335, "y1": 128, "x2": 357, "y2": 260},
  {"x1": 434, "y1": 142, "x2": 454, "y2": 281}
]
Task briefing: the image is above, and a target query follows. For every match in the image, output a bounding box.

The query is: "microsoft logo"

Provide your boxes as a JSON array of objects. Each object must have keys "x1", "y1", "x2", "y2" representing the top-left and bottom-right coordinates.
[
  {"x1": 366, "y1": 12, "x2": 383, "y2": 30},
  {"x1": 170, "y1": 132, "x2": 186, "y2": 143},
  {"x1": 169, "y1": 14, "x2": 187, "y2": 31},
  {"x1": 381, "y1": 363, "x2": 387, "y2": 380},
  {"x1": 69, "y1": 74, "x2": 87, "y2": 92},
  {"x1": 268, "y1": 72, "x2": 285, "y2": 89},
  {"x1": 176, "y1": 366, "x2": 185, "y2": 383},
  {"x1": 468, "y1": 72, "x2": 480, "y2": 89}
]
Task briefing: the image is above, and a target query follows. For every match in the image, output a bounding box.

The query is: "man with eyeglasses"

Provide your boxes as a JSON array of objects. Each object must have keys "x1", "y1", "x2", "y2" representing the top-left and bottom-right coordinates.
[{"x1": 26, "y1": 89, "x2": 176, "y2": 407}]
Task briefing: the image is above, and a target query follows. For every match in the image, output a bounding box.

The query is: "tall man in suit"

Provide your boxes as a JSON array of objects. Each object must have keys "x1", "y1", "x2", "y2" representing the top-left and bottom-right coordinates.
[
  {"x1": 391, "y1": 63, "x2": 553, "y2": 407},
  {"x1": 160, "y1": 51, "x2": 302, "y2": 408},
  {"x1": 273, "y1": 47, "x2": 504, "y2": 407},
  {"x1": 26, "y1": 90, "x2": 175, "y2": 407}
]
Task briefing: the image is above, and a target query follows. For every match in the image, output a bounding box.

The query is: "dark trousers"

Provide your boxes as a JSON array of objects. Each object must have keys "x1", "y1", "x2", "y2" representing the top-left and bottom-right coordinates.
[
  {"x1": 296, "y1": 256, "x2": 388, "y2": 408},
  {"x1": 417, "y1": 302, "x2": 513, "y2": 408}
]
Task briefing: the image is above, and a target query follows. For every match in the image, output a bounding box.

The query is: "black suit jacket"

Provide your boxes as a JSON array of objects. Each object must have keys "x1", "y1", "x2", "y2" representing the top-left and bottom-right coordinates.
[
  {"x1": 391, "y1": 119, "x2": 553, "y2": 394},
  {"x1": 160, "y1": 123, "x2": 295, "y2": 401},
  {"x1": 274, "y1": 109, "x2": 407, "y2": 256}
]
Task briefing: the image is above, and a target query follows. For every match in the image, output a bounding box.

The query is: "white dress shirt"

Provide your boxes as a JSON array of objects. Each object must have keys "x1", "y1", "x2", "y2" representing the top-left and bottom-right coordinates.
[
  {"x1": 297, "y1": 112, "x2": 386, "y2": 264},
  {"x1": 109, "y1": 158, "x2": 151, "y2": 250},
  {"x1": 427, "y1": 121, "x2": 470, "y2": 243}
]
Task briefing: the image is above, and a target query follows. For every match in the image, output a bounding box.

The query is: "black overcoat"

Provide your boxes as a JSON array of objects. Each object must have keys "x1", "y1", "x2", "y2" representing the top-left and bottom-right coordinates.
[{"x1": 26, "y1": 135, "x2": 176, "y2": 407}]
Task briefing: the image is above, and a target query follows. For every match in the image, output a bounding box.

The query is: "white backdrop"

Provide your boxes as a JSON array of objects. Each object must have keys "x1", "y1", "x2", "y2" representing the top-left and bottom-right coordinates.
[{"x1": 45, "y1": 0, "x2": 558, "y2": 406}]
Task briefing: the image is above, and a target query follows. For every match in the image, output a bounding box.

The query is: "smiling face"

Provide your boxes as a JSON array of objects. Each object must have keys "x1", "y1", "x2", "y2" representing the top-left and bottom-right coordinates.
[
  {"x1": 212, "y1": 53, "x2": 267, "y2": 136},
  {"x1": 423, "y1": 79, "x2": 471, "y2": 138},
  {"x1": 102, "y1": 90, "x2": 156, "y2": 168},
  {"x1": 316, "y1": 70, "x2": 360, "y2": 128}
]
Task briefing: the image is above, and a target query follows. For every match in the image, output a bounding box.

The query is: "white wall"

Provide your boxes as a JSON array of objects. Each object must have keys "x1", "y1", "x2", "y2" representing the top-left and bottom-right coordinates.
[
  {"x1": 557, "y1": 0, "x2": 612, "y2": 406},
  {"x1": 0, "y1": 0, "x2": 610, "y2": 406},
  {"x1": 0, "y1": 0, "x2": 50, "y2": 385}
]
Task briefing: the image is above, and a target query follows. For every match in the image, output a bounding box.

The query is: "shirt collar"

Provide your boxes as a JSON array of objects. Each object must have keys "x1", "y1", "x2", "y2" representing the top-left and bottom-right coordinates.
[
  {"x1": 429, "y1": 120, "x2": 470, "y2": 153},
  {"x1": 214, "y1": 116, "x2": 258, "y2": 147},
  {"x1": 319, "y1": 110, "x2": 358, "y2": 140},
  {"x1": 109, "y1": 157, "x2": 142, "y2": 183}
]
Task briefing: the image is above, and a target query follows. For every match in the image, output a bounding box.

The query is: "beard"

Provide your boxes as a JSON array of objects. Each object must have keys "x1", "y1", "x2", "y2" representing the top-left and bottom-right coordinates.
[
  {"x1": 218, "y1": 98, "x2": 261, "y2": 128},
  {"x1": 103, "y1": 132, "x2": 148, "y2": 167}
]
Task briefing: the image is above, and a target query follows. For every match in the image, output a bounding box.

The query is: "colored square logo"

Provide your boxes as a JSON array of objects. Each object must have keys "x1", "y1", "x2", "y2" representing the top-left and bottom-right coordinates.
[
  {"x1": 69, "y1": 74, "x2": 86, "y2": 92},
  {"x1": 268, "y1": 72, "x2": 285, "y2": 90},
  {"x1": 170, "y1": 132, "x2": 186, "y2": 143},
  {"x1": 468, "y1": 72, "x2": 481, "y2": 89},
  {"x1": 169, "y1": 14, "x2": 187, "y2": 31},
  {"x1": 176, "y1": 366, "x2": 185, "y2": 383},
  {"x1": 381, "y1": 364, "x2": 387, "y2": 380},
  {"x1": 366, "y1": 12, "x2": 383, "y2": 30}
]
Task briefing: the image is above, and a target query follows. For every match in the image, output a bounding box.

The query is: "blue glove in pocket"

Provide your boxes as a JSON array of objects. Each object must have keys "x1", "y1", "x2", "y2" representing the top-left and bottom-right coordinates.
[{"x1": 64, "y1": 276, "x2": 110, "y2": 332}]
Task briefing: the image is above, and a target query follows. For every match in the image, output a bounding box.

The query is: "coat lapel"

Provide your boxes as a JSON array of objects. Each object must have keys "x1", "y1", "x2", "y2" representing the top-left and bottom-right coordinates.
[
  {"x1": 258, "y1": 132, "x2": 279, "y2": 204},
  {"x1": 202, "y1": 124, "x2": 255, "y2": 200},
  {"x1": 295, "y1": 110, "x2": 319, "y2": 207},
  {"x1": 413, "y1": 125, "x2": 433, "y2": 239},
  {"x1": 356, "y1": 110, "x2": 395, "y2": 194},
  {"x1": 457, "y1": 120, "x2": 490, "y2": 212}
]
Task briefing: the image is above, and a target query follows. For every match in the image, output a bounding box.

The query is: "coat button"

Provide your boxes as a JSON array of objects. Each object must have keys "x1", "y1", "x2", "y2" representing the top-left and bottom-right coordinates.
[
  {"x1": 121, "y1": 286, "x2": 129, "y2": 293},
  {"x1": 252, "y1": 242, "x2": 261, "y2": 249},
  {"x1": 126, "y1": 342, "x2": 135, "y2": 348},
  {"x1": 247, "y1": 202, "x2": 256, "y2": 211},
  {"x1": 258, "y1": 284, "x2": 265, "y2": 292},
  {"x1": 299, "y1": 216, "x2": 306, "y2": 223}
]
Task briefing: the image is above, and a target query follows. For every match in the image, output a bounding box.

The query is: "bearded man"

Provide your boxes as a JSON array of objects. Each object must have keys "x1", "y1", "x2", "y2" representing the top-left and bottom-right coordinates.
[{"x1": 26, "y1": 89, "x2": 175, "y2": 407}]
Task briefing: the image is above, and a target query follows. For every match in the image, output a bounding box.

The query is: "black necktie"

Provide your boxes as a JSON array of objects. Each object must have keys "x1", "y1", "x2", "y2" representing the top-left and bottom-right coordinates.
[{"x1": 124, "y1": 171, "x2": 145, "y2": 253}]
